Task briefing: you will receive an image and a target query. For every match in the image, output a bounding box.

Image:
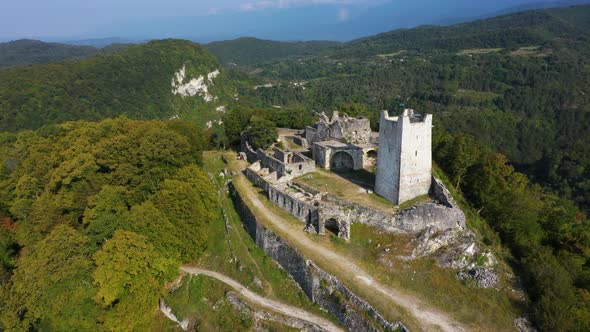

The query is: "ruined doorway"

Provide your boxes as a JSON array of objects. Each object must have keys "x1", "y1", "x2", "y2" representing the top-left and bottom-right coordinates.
[
  {"x1": 364, "y1": 150, "x2": 377, "y2": 169},
  {"x1": 325, "y1": 218, "x2": 340, "y2": 236},
  {"x1": 330, "y1": 151, "x2": 354, "y2": 170}
]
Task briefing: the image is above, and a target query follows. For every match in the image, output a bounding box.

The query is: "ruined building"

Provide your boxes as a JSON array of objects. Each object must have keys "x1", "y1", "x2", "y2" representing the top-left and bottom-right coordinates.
[
  {"x1": 305, "y1": 111, "x2": 373, "y2": 145},
  {"x1": 240, "y1": 108, "x2": 459, "y2": 241},
  {"x1": 305, "y1": 112, "x2": 378, "y2": 171},
  {"x1": 375, "y1": 109, "x2": 432, "y2": 205}
]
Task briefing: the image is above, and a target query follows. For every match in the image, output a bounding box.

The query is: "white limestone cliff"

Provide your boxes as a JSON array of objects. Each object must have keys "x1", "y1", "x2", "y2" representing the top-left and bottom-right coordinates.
[{"x1": 171, "y1": 65, "x2": 220, "y2": 102}]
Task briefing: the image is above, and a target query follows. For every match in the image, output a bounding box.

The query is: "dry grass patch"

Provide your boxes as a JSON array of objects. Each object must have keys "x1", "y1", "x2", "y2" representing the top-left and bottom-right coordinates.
[
  {"x1": 458, "y1": 48, "x2": 503, "y2": 55},
  {"x1": 295, "y1": 170, "x2": 394, "y2": 213}
]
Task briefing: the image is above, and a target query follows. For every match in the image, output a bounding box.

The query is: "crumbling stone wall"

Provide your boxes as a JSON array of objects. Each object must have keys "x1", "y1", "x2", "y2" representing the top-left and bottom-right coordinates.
[
  {"x1": 305, "y1": 112, "x2": 372, "y2": 145},
  {"x1": 241, "y1": 133, "x2": 259, "y2": 164},
  {"x1": 242, "y1": 134, "x2": 315, "y2": 180},
  {"x1": 229, "y1": 181, "x2": 407, "y2": 332},
  {"x1": 245, "y1": 162, "x2": 274, "y2": 192},
  {"x1": 431, "y1": 176, "x2": 458, "y2": 208},
  {"x1": 268, "y1": 185, "x2": 319, "y2": 225},
  {"x1": 297, "y1": 178, "x2": 465, "y2": 237}
]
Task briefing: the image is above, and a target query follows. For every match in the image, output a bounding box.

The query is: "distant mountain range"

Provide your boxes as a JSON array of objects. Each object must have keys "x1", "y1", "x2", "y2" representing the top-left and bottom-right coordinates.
[
  {"x1": 0, "y1": 40, "x2": 99, "y2": 68},
  {"x1": 80, "y1": 0, "x2": 590, "y2": 43},
  {"x1": 434, "y1": 0, "x2": 590, "y2": 25},
  {"x1": 2, "y1": 1, "x2": 588, "y2": 47}
]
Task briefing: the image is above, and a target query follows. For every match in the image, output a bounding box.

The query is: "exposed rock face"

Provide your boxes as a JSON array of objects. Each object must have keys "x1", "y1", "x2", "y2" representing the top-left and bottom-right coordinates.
[
  {"x1": 514, "y1": 317, "x2": 537, "y2": 332},
  {"x1": 159, "y1": 299, "x2": 190, "y2": 331},
  {"x1": 404, "y1": 226, "x2": 500, "y2": 288},
  {"x1": 229, "y1": 182, "x2": 407, "y2": 332},
  {"x1": 458, "y1": 268, "x2": 499, "y2": 288},
  {"x1": 171, "y1": 64, "x2": 220, "y2": 102}
]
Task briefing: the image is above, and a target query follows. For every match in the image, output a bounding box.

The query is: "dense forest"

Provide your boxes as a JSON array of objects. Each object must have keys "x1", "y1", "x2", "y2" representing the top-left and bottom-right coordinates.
[
  {"x1": 206, "y1": 38, "x2": 340, "y2": 65},
  {"x1": 434, "y1": 132, "x2": 590, "y2": 331},
  {"x1": 0, "y1": 40, "x2": 101, "y2": 68},
  {"x1": 0, "y1": 39, "x2": 235, "y2": 131},
  {"x1": 0, "y1": 118, "x2": 215, "y2": 330}
]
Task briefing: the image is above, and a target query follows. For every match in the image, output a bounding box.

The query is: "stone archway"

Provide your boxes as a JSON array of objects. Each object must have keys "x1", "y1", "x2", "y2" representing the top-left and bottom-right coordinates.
[{"x1": 330, "y1": 151, "x2": 354, "y2": 170}]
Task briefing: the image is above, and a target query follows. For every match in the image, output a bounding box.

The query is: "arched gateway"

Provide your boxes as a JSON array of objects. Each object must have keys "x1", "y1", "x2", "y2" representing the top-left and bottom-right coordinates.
[{"x1": 330, "y1": 151, "x2": 354, "y2": 170}]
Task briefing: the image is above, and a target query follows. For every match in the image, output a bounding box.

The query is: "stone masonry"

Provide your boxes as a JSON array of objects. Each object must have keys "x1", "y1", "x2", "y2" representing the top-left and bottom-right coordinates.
[
  {"x1": 305, "y1": 111, "x2": 373, "y2": 145},
  {"x1": 241, "y1": 109, "x2": 464, "y2": 241},
  {"x1": 375, "y1": 109, "x2": 433, "y2": 205}
]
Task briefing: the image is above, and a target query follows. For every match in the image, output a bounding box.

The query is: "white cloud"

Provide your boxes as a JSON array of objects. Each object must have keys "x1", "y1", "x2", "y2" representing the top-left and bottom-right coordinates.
[
  {"x1": 338, "y1": 8, "x2": 350, "y2": 21},
  {"x1": 206, "y1": 7, "x2": 221, "y2": 15},
  {"x1": 239, "y1": 0, "x2": 381, "y2": 12}
]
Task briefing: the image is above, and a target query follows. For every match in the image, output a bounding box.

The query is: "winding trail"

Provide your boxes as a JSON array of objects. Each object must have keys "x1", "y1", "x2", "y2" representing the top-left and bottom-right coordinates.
[
  {"x1": 181, "y1": 266, "x2": 344, "y2": 332},
  {"x1": 234, "y1": 171, "x2": 466, "y2": 332}
]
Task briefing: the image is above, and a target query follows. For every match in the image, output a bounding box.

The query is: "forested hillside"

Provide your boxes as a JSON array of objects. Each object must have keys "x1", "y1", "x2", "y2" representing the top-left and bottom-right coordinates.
[
  {"x1": 237, "y1": 5, "x2": 590, "y2": 214},
  {"x1": 0, "y1": 39, "x2": 235, "y2": 131},
  {"x1": 206, "y1": 37, "x2": 340, "y2": 65},
  {"x1": 434, "y1": 132, "x2": 590, "y2": 331},
  {"x1": 333, "y1": 5, "x2": 590, "y2": 56},
  {"x1": 0, "y1": 40, "x2": 100, "y2": 68},
  {"x1": 0, "y1": 118, "x2": 215, "y2": 330}
]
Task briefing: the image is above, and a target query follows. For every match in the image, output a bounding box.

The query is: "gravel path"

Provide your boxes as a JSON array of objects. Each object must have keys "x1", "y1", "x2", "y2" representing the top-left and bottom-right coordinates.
[{"x1": 181, "y1": 266, "x2": 344, "y2": 332}]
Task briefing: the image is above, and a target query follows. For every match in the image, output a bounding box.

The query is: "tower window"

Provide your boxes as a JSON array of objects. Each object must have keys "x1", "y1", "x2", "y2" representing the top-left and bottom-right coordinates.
[{"x1": 415, "y1": 150, "x2": 418, "y2": 157}]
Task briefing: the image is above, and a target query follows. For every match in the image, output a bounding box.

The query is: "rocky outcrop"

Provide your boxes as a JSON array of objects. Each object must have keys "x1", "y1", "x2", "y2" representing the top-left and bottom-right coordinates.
[
  {"x1": 458, "y1": 268, "x2": 499, "y2": 288},
  {"x1": 402, "y1": 227, "x2": 500, "y2": 289},
  {"x1": 229, "y1": 181, "x2": 407, "y2": 332},
  {"x1": 159, "y1": 299, "x2": 190, "y2": 331},
  {"x1": 514, "y1": 316, "x2": 537, "y2": 332},
  {"x1": 171, "y1": 65, "x2": 219, "y2": 102}
]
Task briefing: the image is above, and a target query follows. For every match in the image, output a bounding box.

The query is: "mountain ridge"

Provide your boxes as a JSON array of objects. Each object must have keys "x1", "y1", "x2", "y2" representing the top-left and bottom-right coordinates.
[
  {"x1": 0, "y1": 39, "x2": 234, "y2": 131},
  {"x1": 0, "y1": 39, "x2": 100, "y2": 68}
]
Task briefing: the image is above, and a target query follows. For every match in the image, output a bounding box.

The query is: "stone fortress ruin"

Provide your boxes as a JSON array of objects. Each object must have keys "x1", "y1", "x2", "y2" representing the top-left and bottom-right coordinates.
[
  {"x1": 241, "y1": 109, "x2": 464, "y2": 240},
  {"x1": 376, "y1": 109, "x2": 433, "y2": 205}
]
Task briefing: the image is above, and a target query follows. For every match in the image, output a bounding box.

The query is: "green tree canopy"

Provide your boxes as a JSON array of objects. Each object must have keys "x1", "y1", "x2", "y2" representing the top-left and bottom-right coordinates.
[{"x1": 246, "y1": 115, "x2": 278, "y2": 150}]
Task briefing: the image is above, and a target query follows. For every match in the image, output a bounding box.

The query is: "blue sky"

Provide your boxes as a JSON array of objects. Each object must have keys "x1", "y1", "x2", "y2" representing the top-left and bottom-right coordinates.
[
  {"x1": 1, "y1": 0, "x2": 379, "y2": 37},
  {"x1": 0, "y1": 0, "x2": 581, "y2": 41}
]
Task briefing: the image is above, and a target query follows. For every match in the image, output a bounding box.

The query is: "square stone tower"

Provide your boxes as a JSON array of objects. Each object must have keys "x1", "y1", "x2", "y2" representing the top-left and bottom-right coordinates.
[{"x1": 375, "y1": 109, "x2": 432, "y2": 205}]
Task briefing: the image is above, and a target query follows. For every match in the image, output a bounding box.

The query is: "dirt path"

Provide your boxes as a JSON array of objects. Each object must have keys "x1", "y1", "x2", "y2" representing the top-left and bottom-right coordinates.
[
  {"x1": 236, "y1": 174, "x2": 466, "y2": 332},
  {"x1": 181, "y1": 266, "x2": 344, "y2": 332}
]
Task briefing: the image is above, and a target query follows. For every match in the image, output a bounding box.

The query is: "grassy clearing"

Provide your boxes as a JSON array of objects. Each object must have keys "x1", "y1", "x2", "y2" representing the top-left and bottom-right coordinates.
[
  {"x1": 511, "y1": 45, "x2": 549, "y2": 57},
  {"x1": 229, "y1": 152, "x2": 523, "y2": 331},
  {"x1": 458, "y1": 48, "x2": 503, "y2": 55},
  {"x1": 295, "y1": 170, "x2": 395, "y2": 213},
  {"x1": 160, "y1": 151, "x2": 335, "y2": 329},
  {"x1": 376, "y1": 50, "x2": 406, "y2": 58},
  {"x1": 342, "y1": 223, "x2": 523, "y2": 331}
]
